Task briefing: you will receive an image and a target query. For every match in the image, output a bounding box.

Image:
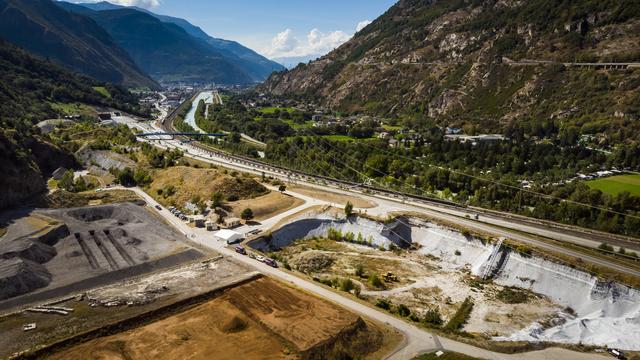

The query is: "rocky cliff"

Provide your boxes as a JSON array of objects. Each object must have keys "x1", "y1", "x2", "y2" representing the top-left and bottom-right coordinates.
[{"x1": 262, "y1": 0, "x2": 640, "y2": 132}]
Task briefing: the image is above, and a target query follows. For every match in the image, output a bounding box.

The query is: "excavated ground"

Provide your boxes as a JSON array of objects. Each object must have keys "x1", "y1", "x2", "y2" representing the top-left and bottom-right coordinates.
[
  {"x1": 41, "y1": 277, "x2": 387, "y2": 360},
  {"x1": 0, "y1": 202, "x2": 204, "y2": 311}
]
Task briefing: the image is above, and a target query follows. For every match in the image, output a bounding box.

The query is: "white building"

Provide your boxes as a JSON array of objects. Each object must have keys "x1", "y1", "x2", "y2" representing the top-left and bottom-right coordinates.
[{"x1": 215, "y1": 229, "x2": 244, "y2": 244}]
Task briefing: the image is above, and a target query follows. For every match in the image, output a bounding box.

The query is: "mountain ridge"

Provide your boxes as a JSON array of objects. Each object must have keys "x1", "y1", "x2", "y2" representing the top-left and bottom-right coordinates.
[
  {"x1": 0, "y1": 0, "x2": 158, "y2": 88},
  {"x1": 62, "y1": 1, "x2": 285, "y2": 83},
  {"x1": 261, "y1": 0, "x2": 640, "y2": 138}
]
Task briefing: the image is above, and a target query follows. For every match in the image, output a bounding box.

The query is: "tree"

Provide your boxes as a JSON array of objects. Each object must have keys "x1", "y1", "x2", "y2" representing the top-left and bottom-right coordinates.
[
  {"x1": 355, "y1": 264, "x2": 365, "y2": 278},
  {"x1": 59, "y1": 170, "x2": 75, "y2": 192},
  {"x1": 211, "y1": 192, "x2": 224, "y2": 208},
  {"x1": 241, "y1": 208, "x2": 254, "y2": 221},
  {"x1": 278, "y1": 185, "x2": 286, "y2": 192},
  {"x1": 345, "y1": 201, "x2": 354, "y2": 217}
]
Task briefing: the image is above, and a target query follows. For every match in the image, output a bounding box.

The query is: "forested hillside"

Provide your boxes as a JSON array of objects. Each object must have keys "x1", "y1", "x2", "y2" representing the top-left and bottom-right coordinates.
[
  {"x1": 262, "y1": 0, "x2": 640, "y2": 140},
  {"x1": 0, "y1": 0, "x2": 157, "y2": 88},
  {"x1": 0, "y1": 39, "x2": 143, "y2": 208}
]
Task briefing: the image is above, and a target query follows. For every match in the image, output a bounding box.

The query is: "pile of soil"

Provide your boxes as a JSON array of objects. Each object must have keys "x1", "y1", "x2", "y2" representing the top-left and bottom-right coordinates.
[
  {"x1": 0, "y1": 258, "x2": 52, "y2": 300},
  {"x1": 219, "y1": 316, "x2": 248, "y2": 333},
  {"x1": 292, "y1": 252, "x2": 334, "y2": 274}
]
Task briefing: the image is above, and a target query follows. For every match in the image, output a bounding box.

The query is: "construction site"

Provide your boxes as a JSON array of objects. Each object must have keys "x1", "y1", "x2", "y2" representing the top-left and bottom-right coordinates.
[
  {"x1": 0, "y1": 202, "x2": 205, "y2": 312},
  {"x1": 0, "y1": 200, "x2": 399, "y2": 360},
  {"x1": 248, "y1": 208, "x2": 640, "y2": 352}
]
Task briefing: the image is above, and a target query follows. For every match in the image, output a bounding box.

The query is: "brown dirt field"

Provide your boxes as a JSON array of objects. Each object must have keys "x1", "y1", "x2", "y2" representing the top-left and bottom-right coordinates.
[
  {"x1": 148, "y1": 166, "x2": 268, "y2": 209},
  {"x1": 229, "y1": 192, "x2": 304, "y2": 221},
  {"x1": 46, "y1": 299, "x2": 292, "y2": 360},
  {"x1": 222, "y1": 277, "x2": 361, "y2": 352},
  {"x1": 45, "y1": 277, "x2": 388, "y2": 360},
  {"x1": 290, "y1": 186, "x2": 375, "y2": 208}
]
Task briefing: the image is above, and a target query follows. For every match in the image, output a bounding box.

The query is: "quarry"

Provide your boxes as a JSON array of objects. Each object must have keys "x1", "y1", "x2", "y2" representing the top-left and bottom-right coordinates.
[
  {"x1": 0, "y1": 202, "x2": 204, "y2": 311},
  {"x1": 249, "y1": 209, "x2": 640, "y2": 352}
]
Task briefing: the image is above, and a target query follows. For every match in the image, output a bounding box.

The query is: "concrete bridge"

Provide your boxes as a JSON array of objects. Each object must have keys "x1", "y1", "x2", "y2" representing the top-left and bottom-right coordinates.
[{"x1": 136, "y1": 132, "x2": 227, "y2": 140}]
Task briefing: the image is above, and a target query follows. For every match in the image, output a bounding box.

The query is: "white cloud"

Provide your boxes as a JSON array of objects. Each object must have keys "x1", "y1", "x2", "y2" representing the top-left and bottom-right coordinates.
[
  {"x1": 356, "y1": 20, "x2": 372, "y2": 32},
  {"x1": 270, "y1": 29, "x2": 299, "y2": 54},
  {"x1": 265, "y1": 28, "x2": 351, "y2": 58},
  {"x1": 74, "y1": 0, "x2": 161, "y2": 9}
]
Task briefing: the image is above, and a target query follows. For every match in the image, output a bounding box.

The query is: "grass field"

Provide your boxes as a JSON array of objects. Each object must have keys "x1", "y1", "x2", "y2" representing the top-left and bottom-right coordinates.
[
  {"x1": 587, "y1": 174, "x2": 640, "y2": 196},
  {"x1": 92, "y1": 86, "x2": 111, "y2": 98},
  {"x1": 259, "y1": 106, "x2": 295, "y2": 114},
  {"x1": 49, "y1": 102, "x2": 95, "y2": 116}
]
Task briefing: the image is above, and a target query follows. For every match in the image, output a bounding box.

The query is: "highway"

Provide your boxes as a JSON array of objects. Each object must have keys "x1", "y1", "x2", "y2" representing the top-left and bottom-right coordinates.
[{"x1": 112, "y1": 111, "x2": 640, "y2": 278}]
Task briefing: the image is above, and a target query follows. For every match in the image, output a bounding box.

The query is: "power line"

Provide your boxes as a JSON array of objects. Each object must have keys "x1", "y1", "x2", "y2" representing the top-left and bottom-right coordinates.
[{"x1": 296, "y1": 127, "x2": 640, "y2": 220}]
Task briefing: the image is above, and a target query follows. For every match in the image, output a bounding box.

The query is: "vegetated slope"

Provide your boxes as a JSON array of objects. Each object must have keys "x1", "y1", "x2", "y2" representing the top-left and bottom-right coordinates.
[
  {"x1": 0, "y1": 39, "x2": 142, "y2": 209},
  {"x1": 63, "y1": 1, "x2": 285, "y2": 82},
  {"x1": 0, "y1": 0, "x2": 157, "y2": 88},
  {"x1": 262, "y1": 0, "x2": 640, "y2": 133}
]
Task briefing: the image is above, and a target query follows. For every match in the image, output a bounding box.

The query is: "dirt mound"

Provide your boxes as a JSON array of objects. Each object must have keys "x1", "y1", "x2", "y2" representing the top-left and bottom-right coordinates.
[
  {"x1": 66, "y1": 206, "x2": 141, "y2": 224},
  {"x1": 0, "y1": 238, "x2": 56, "y2": 264},
  {"x1": 292, "y1": 252, "x2": 334, "y2": 274},
  {"x1": 0, "y1": 258, "x2": 52, "y2": 300},
  {"x1": 219, "y1": 316, "x2": 248, "y2": 333}
]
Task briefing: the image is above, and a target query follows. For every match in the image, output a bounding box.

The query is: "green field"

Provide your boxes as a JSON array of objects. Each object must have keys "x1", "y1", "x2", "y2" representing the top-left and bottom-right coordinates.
[
  {"x1": 92, "y1": 86, "x2": 111, "y2": 98},
  {"x1": 49, "y1": 102, "x2": 94, "y2": 116},
  {"x1": 587, "y1": 174, "x2": 640, "y2": 196},
  {"x1": 259, "y1": 106, "x2": 295, "y2": 114}
]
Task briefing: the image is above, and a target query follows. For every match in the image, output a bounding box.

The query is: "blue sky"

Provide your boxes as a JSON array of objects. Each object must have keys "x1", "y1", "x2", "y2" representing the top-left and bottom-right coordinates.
[{"x1": 75, "y1": 0, "x2": 397, "y2": 59}]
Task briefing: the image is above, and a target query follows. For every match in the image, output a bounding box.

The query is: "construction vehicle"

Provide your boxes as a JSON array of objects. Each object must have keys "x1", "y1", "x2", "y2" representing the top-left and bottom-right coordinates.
[{"x1": 382, "y1": 272, "x2": 398, "y2": 282}]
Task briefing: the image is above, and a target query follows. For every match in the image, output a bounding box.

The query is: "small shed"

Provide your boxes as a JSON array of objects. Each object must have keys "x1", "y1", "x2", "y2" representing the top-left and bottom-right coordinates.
[
  {"x1": 215, "y1": 229, "x2": 244, "y2": 244},
  {"x1": 223, "y1": 217, "x2": 241, "y2": 228},
  {"x1": 188, "y1": 215, "x2": 205, "y2": 228},
  {"x1": 205, "y1": 220, "x2": 218, "y2": 231}
]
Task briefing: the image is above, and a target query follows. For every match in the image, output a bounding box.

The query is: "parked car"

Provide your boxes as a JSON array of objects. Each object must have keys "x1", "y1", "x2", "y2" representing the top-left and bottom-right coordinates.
[
  {"x1": 608, "y1": 349, "x2": 627, "y2": 360},
  {"x1": 248, "y1": 253, "x2": 256, "y2": 259},
  {"x1": 264, "y1": 258, "x2": 278, "y2": 268},
  {"x1": 235, "y1": 246, "x2": 247, "y2": 255},
  {"x1": 256, "y1": 255, "x2": 265, "y2": 262},
  {"x1": 155, "y1": 205, "x2": 162, "y2": 211}
]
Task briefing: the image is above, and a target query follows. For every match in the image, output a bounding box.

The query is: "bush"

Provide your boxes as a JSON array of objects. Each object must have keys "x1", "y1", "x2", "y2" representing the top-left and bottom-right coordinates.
[
  {"x1": 395, "y1": 304, "x2": 411, "y2": 317},
  {"x1": 368, "y1": 273, "x2": 384, "y2": 289},
  {"x1": 227, "y1": 194, "x2": 239, "y2": 201},
  {"x1": 443, "y1": 297, "x2": 474, "y2": 332},
  {"x1": 496, "y1": 287, "x2": 529, "y2": 304},
  {"x1": 598, "y1": 243, "x2": 614, "y2": 252},
  {"x1": 339, "y1": 278, "x2": 355, "y2": 292},
  {"x1": 375, "y1": 299, "x2": 391, "y2": 310},
  {"x1": 355, "y1": 264, "x2": 365, "y2": 278},
  {"x1": 423, "y1": 308, "x2": 444, "y2": 327}
]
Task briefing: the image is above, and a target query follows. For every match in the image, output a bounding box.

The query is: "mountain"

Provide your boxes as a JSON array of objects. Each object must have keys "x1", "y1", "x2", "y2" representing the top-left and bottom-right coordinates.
[
  {"x1": 62, "y1": 1, "x2": 285, "y2": 83},
  {"x1": 262, "y1": 0, "x2": 640, "y2": 133},
  {"x1": 0, "y1": 0, "x2": 157, "y2": 88},
  {"x1": 0, "y1": 39, "x2": 143, "y2": 208}
]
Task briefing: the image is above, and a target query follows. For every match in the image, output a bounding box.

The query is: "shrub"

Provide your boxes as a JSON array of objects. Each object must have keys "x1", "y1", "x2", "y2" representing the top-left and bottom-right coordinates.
[
  {"x1": 227, "y1": 194, "x2": 239, "y2": 201},
  {"x1": 443, "y1": 297, "x2": 474, "y2": 332},
  {"x1": 339, "y1": 278, "x2": 355, "y2": 292},
  {"x1": 423, "y1": 308, "x2": 444, "y2": 326},
  {"x1": 368, "y1": 273, "x2": 384, "y2": 289},
  {"x1": 395, "y1": 304, "x2": 411, "y2": 317},
  {"x1": 355, "y1": 264, "x2": 365, "y2": 278},
  {"x1": 598, "y1": 243, "x2": 614, "y2": 252},
  {"x1": 375, "y1": 299, "x2": 391, "y2": 310},
  {"x1": 496, "y1": 287, "x2": 529, "y2": 304}
]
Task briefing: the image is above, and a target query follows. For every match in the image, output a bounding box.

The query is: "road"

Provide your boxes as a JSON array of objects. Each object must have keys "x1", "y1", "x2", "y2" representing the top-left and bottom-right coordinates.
[
  {"x1": 110, "y1": 113, "x2": 640, "y2": 279},
  {"x1": 117, "y1": 185, "x2": 608, "y2": 360}
]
